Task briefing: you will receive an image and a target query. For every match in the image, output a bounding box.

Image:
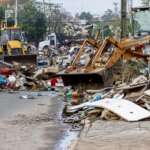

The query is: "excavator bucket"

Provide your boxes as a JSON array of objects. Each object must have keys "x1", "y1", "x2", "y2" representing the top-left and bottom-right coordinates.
[
  {"x1": 55, "y1": 68, "x2": 113, "y2": 90},
  {"x1": 53, "y1": 37, "x2": 110, "y2": 90},
  {"x1": 60, "y1": 73, "x2": 104, "y2": 89},
  {"x1": 4, "y1": 54, "x2": 37, "y2": 65}
]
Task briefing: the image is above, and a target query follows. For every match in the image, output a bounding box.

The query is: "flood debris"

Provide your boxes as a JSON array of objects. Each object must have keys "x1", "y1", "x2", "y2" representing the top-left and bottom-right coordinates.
[
  {"x1": 0, "y1": 61, "x2": 63, "y2": 91},
  {"x1": 40, "y1": 34, "x2": 150, "y2": 133},
  {"x1": 0, "y1": 32, "x2": 150, "y2": 129},
  {"x1": 62, "y1": 76, "x2": 150, "y2": 127}
]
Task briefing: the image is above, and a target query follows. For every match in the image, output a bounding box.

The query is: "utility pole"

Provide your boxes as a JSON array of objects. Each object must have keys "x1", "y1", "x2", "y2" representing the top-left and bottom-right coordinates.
[
  {"x1": 43, "y1": 0, "x2": 46, "y2": 14},
  {"x1": 121, "y1": 0, "x2": 127, "y2": 38},
  {"x1": 129, "y1": 0, "x2": 135, "y2": 36},
  {"x1": 15, "y1": 0, "x2": 18, "y2": 26}
]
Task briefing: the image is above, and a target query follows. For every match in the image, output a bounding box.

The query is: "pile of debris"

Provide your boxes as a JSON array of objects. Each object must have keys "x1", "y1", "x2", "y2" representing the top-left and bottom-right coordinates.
[
  {"x1": 0, "y1": 61, "x2": 62, "y2": 91},
  {"x1": 57, "y1": 35, "x2": 150, "y2": 131},
  {"x1": 62, "y1": 74, "x2": 150, "y2": 131},
  {"x1": 0, "y1": 33, "x2": 150, "y2": 131}
]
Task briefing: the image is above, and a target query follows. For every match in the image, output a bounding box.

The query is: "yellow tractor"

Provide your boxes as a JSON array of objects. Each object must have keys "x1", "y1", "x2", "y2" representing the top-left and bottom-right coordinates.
[{"x1": 0, "y1": 26, "x2": 37, "y2": 64}]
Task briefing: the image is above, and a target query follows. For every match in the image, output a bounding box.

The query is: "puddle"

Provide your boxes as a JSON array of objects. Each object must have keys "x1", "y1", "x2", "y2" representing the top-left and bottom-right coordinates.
[
  {"x1": 53, "y1": 98, "x2": 80, "y2": 150},
  {"x1": 54, "y1": 129, "x2": 79, "y2": 150}
]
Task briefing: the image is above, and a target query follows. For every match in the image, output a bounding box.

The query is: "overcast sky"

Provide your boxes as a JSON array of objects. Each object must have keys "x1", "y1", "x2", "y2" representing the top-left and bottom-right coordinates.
[{"x1": 49, "y1": 0, "x2": 142, "y2": 16}]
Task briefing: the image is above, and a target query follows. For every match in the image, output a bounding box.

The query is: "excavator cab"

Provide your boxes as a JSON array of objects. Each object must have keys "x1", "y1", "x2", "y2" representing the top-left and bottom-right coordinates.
[
  {"x1": 5, "y1": 27, "x2": 22, "y2": 41},
  {"x1": 1, "y1": 27, "x2": 24, "y2": 55},
  {"x1": 0, "y1": 26, "x2": 36, "y2": 65},
  {"x1": 5, "y1": 27, "x2": 27, "y2": 42}
]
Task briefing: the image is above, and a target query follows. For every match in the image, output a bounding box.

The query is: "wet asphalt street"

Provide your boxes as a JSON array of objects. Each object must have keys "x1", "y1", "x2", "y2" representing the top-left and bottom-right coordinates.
[{"x1": 0, "y1": 91, "x2": 72, "y2": 150}]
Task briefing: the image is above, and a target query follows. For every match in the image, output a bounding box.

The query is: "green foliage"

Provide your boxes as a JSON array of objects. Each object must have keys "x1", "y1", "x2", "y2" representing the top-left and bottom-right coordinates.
[
  {"x1": 47, "y1": 6, "x2": 69, "y2": 34},
  {"x1": 100, "y1": 9, "x2": 120, "y2": 38},
  {"x1": 93, "y1": 22, "x2": 114, "y2": 39},
  {"x1": 79, "y1": 12, "x2": 93, "y2": 21},
  {"x1": 0, "y1": 6, "x2": 5, "y2": 21},
  {"x1": 8, "y1": 0, "x2": 28, "y2": 5},
  {"x1": 102, "y1": 25, "x2": 113, "y2": 38},
  {"x1": 18, "y1": 0, "x2": 47, "y2": 43},
  {"x1": 91, "y1": 21, "x2": 102, "y2": 38},
  {"x1": 0, "y1": 5, "x2": 16, "y2": 27},
  {"x1": 101, "y1": 9, "x2": 117, "y2": 22}
]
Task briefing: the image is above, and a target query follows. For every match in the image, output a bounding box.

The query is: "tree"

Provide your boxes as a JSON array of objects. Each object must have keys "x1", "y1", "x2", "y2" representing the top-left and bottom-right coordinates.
[
  {"x1": 0, "y1": 6, "x2": 5, "y2": 36},
  {"x1": 8, "y1": 0, "x2": 29, "y2": 5},
  {"x1": 0, "y1": 6, "x2": 5, "y2": 21},
  {"x1": 47, "y1": 7, "x2": 72, "y2": 34},
  {"x1": 92, "y1": 21, "x2": 102, "y2": 38},
  {"x1": 79, "y1": 12, "x2": 93, "y2": 21},
  {"x1": 102, "y1": 25, "x2": 113, "y2": 38},
  {"x1": 101, "y1": 9, "x2": 117, "y2": 22},
  {"x1": 18, "y1": 0, "x2": 47, "y2": 44},
  {"x1": 101, "y1": 9, "x2": 120, "y2": 38}
]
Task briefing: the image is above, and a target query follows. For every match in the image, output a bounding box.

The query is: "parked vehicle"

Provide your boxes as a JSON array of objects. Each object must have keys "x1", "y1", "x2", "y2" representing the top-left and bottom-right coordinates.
[{"x1": 38, "y1": 33, "x2": 57, "y2": 51}]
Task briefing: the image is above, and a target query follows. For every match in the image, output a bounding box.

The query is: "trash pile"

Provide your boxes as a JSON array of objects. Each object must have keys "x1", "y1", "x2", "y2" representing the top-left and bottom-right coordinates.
[
  {"x1": 57, "y1": 35, "x2": 150, "y2": 131},
  {"x1": 62, "y1": 74, "x2": 150, "y2": 131},
  {"x1": 0, "y1": 61, "x2": 62, "y2": 91},
  {"x1": 0, "y1": 34, "x2": 150, "y2": 131}
]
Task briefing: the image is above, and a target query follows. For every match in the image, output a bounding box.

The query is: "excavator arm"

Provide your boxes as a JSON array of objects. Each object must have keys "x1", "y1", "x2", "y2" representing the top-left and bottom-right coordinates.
[
  {"x1": 59, "y1": 35, "x2": 150, "y2": 89},
  {"x1": 105, "y1": 36, "x2": 150, "y2": 68},
  {"x1": 86, "y1": 36, "x2": 150, "y2": 70},
  {"x1": 71, "y1": 38, "x2": 101, "y2": 66},
  {"x1": 106, "y1": 48, "x2": 150, "y2": 68}
]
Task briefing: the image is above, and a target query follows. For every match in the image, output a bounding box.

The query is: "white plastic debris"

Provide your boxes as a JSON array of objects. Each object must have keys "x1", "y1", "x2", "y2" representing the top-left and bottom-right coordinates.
[{"x1": 8, "y1": 75, "x2": 16, "y2": 84}]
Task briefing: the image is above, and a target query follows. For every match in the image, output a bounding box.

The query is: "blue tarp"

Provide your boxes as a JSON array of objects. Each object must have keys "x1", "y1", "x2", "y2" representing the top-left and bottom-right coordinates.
[{"x1": 0, "y1": 75, "x2": 7, "y2": 85}]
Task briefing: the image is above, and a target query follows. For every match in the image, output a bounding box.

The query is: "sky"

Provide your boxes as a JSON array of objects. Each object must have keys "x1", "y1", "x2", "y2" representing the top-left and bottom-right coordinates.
[{"x1": 49, "y1": 0, "x2": 142, "y2": 16}]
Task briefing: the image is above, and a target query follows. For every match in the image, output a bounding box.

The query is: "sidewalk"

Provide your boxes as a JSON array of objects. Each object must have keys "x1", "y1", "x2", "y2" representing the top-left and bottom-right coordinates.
[{"x1": 75, "y1": 120, "x2": 150, "y2": 150}]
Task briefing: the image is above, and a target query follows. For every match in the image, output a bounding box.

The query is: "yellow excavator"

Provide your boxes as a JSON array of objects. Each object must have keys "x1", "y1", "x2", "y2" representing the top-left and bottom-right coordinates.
[
  {"x1": 0, "y1": 25, "x2": 37, "y2": 64},
  {"x1": 55, "y1": 35, "x2": 150, "y2": 89}
]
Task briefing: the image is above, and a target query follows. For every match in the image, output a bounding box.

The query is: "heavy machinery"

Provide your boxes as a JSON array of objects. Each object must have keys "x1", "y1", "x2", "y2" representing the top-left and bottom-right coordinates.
[
  {"x1": 0, "y1": 25, "x2": 37, "y2": 64},
  {"x1": 85, "y1": 36, "x2": 150, "y2": 71},
  {"x1": 55, "y1": 3, "x2": 150, "y2": 89},
  {"x1": 56, "y1": 35, "x2": 150, "y2": 89}
]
